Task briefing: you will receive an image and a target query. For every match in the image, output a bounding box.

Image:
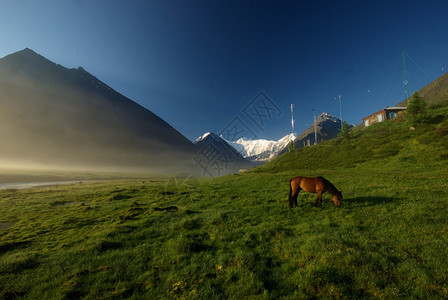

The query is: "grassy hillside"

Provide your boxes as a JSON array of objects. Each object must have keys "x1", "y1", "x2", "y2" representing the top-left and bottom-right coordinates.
[
  {"x1": 419, "y1": 72, "x2": 448, "y2": 107},
  {"x1": 1, "y1": 109, "x2": 448, "y2": 298},
  {"x1": 260, "y1": 107, "x2": 448, "y2": 173},
  {"x1": 398, "y1": 71, "x2": 448, "y2": 108}
]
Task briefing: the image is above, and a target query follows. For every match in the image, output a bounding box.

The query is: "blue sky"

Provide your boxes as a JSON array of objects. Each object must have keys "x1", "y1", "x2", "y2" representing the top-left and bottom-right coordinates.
[{"x1": 1, "y1": 0, "x2": 447, "y2": 141}]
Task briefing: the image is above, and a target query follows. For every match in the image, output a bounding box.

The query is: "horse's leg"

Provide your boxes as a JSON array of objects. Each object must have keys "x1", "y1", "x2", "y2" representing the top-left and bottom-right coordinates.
[
  {"x1": 294, "y1": 190, "x2": 300, "y2": 207},
  {"x1": 314, "y1": 191, "x2": 323, "y2": 208},
  {"x1": 289, "y1": 180, "x2": 301, "y2": 208},
  {"x1": 289, "y1": 183, "x2": 294, "y2": 208}
]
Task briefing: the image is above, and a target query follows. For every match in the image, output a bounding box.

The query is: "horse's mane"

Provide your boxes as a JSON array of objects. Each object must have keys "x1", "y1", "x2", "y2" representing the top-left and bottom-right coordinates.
[{"x1": 319, "y1": 177, "x2": 341, "y2": 197}]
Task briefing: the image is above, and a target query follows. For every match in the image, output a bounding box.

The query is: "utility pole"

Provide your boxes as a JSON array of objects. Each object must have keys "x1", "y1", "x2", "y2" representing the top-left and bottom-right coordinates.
[
  {"x1": 312, "y1": 109, "x2": 317, "y2": 145},
  {"x1": 338, "y1": 94, "x2": 343, "y2": 129},
  {"x1": 290, "y1": 104, "x2": 294, "y2": 135},
  {"x1": 403, "y1": 51, "x2": 410, "y2": 103}
]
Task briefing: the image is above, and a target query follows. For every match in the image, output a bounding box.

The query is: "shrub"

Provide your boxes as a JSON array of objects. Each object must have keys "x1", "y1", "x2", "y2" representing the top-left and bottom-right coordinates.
[
  {"x1": 407, "y1": 92, "x2": 427, "y2": 125},
  {"x1": 436, "y1": 126, "x2": 447, "y2": 137},
  {"x1": 288, "y1": 140, "x2": 295, "y2": 152},
  {"x1": 338, "y1": 121, "x2": 351, "y2": 139}
]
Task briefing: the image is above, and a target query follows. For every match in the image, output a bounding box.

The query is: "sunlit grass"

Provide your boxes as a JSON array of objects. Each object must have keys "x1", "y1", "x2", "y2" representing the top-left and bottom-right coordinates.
[
  {"x1": 1, "y1": 167, "x2": 448, "y2": 298},
  {"x1": 1, "y1": 108, "x2": 448, "y2": 298}
]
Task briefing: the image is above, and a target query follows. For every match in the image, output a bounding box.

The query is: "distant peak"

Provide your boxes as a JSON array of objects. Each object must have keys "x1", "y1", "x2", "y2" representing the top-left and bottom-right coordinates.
[
  {"x1": 2, "y1": 48, "x2": 50, "y2": 64},
  {"x1": 194, "y1": 132, "x2": 228, "y2": 143},
  {"x1": 195, "y1": 132, "x2": 212, "y2": 142},
  {"x1": 318, "y1": 111, "x2": 331, "y2": 117},
  {"x1": 316, "y1": 112, "x2": 339, "y2": 123},
  {"x1": 16, "y1": 48, "x2": 40, "y2": 57}
]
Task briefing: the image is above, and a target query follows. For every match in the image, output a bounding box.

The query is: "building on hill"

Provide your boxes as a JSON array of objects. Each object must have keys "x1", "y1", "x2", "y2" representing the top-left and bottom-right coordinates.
[{"x1": 362, "y1": 106, "x2": 406, "y2": 127}]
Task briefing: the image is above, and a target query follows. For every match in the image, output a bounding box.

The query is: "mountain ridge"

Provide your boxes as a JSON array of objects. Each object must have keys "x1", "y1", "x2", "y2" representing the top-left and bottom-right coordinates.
[
  {"x1": 0, "y1": 48, "x2": 198, "y2": 173},
  {"x1": 277, "y1": 112, "x2": 348, "y2": 156},
  {"x1": 194, "y1": 132, "x2": 253, "y2": 175},
  {"x1": 225, "y1": 133, "x2": 296, "y2": 163}
]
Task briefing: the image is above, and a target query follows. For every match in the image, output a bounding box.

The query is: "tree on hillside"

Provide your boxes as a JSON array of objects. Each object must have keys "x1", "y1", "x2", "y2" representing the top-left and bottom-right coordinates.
[
  {"x1": 288, "y1": 140, "x2": 295, "y2": 152},
  {"x1": 338, "y1": 121, "x2": 351, "y2": 139},
  {"x1": 407, "y1": 92, "x2": 427, "y2": 124}
]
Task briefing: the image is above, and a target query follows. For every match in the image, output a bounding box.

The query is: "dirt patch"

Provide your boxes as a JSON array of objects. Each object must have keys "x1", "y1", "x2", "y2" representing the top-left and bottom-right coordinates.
[
  {"x1": 0, "y1": 222, "x2": 15, "y2": 232},
  {"x1": 53, "y1": 201, "x2": 91, "y2": 207}
]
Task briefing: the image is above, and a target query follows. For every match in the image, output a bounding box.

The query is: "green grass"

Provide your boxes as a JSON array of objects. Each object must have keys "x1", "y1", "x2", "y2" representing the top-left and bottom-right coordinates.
[
  {"x1": 259, "y1": 107, "x2": 448, "y2": 173},
  {"x1": 1, "y1": 108, "x2": 448, "y2": 298},
  {"x1": 1, "y1": 171, "x2": 448, "y2": 298}
]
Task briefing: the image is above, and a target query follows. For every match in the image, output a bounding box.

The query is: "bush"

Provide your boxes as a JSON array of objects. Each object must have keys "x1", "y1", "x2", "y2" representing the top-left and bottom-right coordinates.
[
  {"x1": 338, "y1": 121, "x2": 351, "y2": 139},
  {"x1": 288, "y1": 140, "x2": 295, "y2": 152},
  {"x1": 436, "y1": 126, "x2": 447, "y2": 137},
  {"x1": 407, "y1": 92, "x2": 427, "y2": 125}
]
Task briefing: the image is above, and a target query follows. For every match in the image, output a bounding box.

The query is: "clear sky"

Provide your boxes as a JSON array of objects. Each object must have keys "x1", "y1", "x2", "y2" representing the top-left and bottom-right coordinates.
[{"x1": 1, "y1": 0, "x2": 447, "y2": 141}]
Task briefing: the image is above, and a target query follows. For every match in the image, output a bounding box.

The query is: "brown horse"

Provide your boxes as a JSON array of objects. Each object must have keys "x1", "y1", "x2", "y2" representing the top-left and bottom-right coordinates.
[{"x1": 289, "y1": 176, "x2": 342, "y2": 208}]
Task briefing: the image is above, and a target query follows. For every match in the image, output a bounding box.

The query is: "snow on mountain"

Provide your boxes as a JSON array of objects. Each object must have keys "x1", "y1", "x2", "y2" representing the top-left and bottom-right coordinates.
[
  {"x1": 195, "y1": 132, "x2": 246, "y2": 161},
  {"x1": 197, "y1": 112, "x2": 350, "y2": 165},
  {"x1": 195, "y1": 132, "x2": 212, "y2": 142},
  {"x1": 318, "y1": 112, "x2": 340, "y2": 124},
  {"x1": 278, "y1": 111, "x2": 351, "y2": 156},
  {"x1": 225, "y1": 133, "x2": 296, "y2": 162},
  {"x1": 194, "y1": 132, "x2": 253, "y2": 175}
]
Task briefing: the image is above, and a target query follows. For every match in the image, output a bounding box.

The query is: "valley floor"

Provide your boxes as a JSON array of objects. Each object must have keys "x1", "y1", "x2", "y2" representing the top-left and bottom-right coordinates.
[{"x1": 1, "y1": 167, "x2": 447, "y2": 298}]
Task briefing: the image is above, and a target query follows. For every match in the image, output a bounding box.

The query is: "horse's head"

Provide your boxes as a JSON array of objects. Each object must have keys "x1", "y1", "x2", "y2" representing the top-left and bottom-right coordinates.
[{"x1": 331, "y1": 192, "x2": 342, "y2": 207}]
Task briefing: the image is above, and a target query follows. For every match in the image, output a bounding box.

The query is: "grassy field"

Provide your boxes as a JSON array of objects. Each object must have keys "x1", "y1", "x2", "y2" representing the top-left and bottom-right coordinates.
[{"x1": 1, "y1": 108, "x2": 448, "y2": 298}]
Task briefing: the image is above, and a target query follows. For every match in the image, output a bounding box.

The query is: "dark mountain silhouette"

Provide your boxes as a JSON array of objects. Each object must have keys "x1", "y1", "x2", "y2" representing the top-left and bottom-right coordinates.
[
  {"x1": 279, "y1": 112, "x2": 349, "y2": 155},
  {"x1": 194, "y1": 132, "x2": 253, "y2": 175},
  {"x1": 0, "y1": 48, "x2": 198, "y2": 173}
]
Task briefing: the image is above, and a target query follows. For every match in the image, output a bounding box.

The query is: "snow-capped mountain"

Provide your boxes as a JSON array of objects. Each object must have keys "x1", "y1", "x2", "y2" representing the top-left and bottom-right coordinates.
[
  {"x1": 293, "y1": 112, "x2": 343, "y2": 147},
  {"x1": 226, "y1": 133, "x2": 296, "y2": 163},
  {"x1": 278, "y1": 112, "x2": 352, "y2": 156},
  {"x1": 194, "y1": 132, "x2": 253, "y2": 175},
  {"x1": 195, "y1": 132, "x2": 246, "y2": 161}
]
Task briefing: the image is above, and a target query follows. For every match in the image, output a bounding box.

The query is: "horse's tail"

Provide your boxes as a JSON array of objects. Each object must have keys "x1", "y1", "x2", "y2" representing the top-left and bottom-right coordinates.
[
  {"x1": 288, "y1": 178, "x2": 296, "y2": 207},
  {"x1": 288, "y1": 178, "x2": 293, "y2": 201}
]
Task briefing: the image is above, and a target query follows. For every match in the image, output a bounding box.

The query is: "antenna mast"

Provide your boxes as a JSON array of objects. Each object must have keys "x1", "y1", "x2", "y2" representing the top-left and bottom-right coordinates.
[
  {"x1": 403, "y1": 51, "x2": 410, "y2": 103},
  {"x1": 312, "y1": 109, "x2": 317, "y2": 145},
  {"x1": 291, "y1": 104, "x2": 294, "y2": 135},
  {"x1": 338, "y1": 94, "x2": 343, "y2": 129}
]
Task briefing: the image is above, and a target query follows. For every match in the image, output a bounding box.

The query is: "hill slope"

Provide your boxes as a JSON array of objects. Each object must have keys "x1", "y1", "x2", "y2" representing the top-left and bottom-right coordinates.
[
  {"x1": 0, "y1": 49, "x2": 198, "y2": 173},
  {"x1": 2, "y1": 67, "x2": 448, "y2": 299},
  {"x1": 260, "y1": 107, "x2": 448, "y2": 174},
  {"x1": 1, "y1": 98, "x2": 448, "y2": 299},
  {"x1": 1, "y1": 144, "x2": 447, "y2": 298},
  {"x1": 398, "y1": 71, "x2": 448, "y2": 107}
]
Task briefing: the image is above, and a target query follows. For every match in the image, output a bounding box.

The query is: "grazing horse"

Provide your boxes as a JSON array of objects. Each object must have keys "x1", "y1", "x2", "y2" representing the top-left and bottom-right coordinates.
[{"x1": 289, "y1": 176, "x2": 342, "y2": 208}]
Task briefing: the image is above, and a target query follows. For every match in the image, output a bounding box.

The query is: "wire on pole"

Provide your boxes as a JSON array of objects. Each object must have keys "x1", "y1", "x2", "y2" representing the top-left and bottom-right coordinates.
[{"x1": 403, "y1": 50, "x2": 410, "y2": 103}]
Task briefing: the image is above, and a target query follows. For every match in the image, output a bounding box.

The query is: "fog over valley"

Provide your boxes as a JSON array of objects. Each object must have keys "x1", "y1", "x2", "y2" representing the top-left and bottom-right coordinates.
[{"x1": 0, "y1": 49, "x2": 199, "y2": 175}]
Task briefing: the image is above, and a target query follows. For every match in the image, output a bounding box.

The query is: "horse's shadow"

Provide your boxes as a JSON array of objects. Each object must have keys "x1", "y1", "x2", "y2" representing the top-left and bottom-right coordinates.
[
  {"x1": 345, "y1": 196, "x2": 396, "y2": 208},
  {"x1": 289, "y1": 196, "x2": 396, "y2": 209}
]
